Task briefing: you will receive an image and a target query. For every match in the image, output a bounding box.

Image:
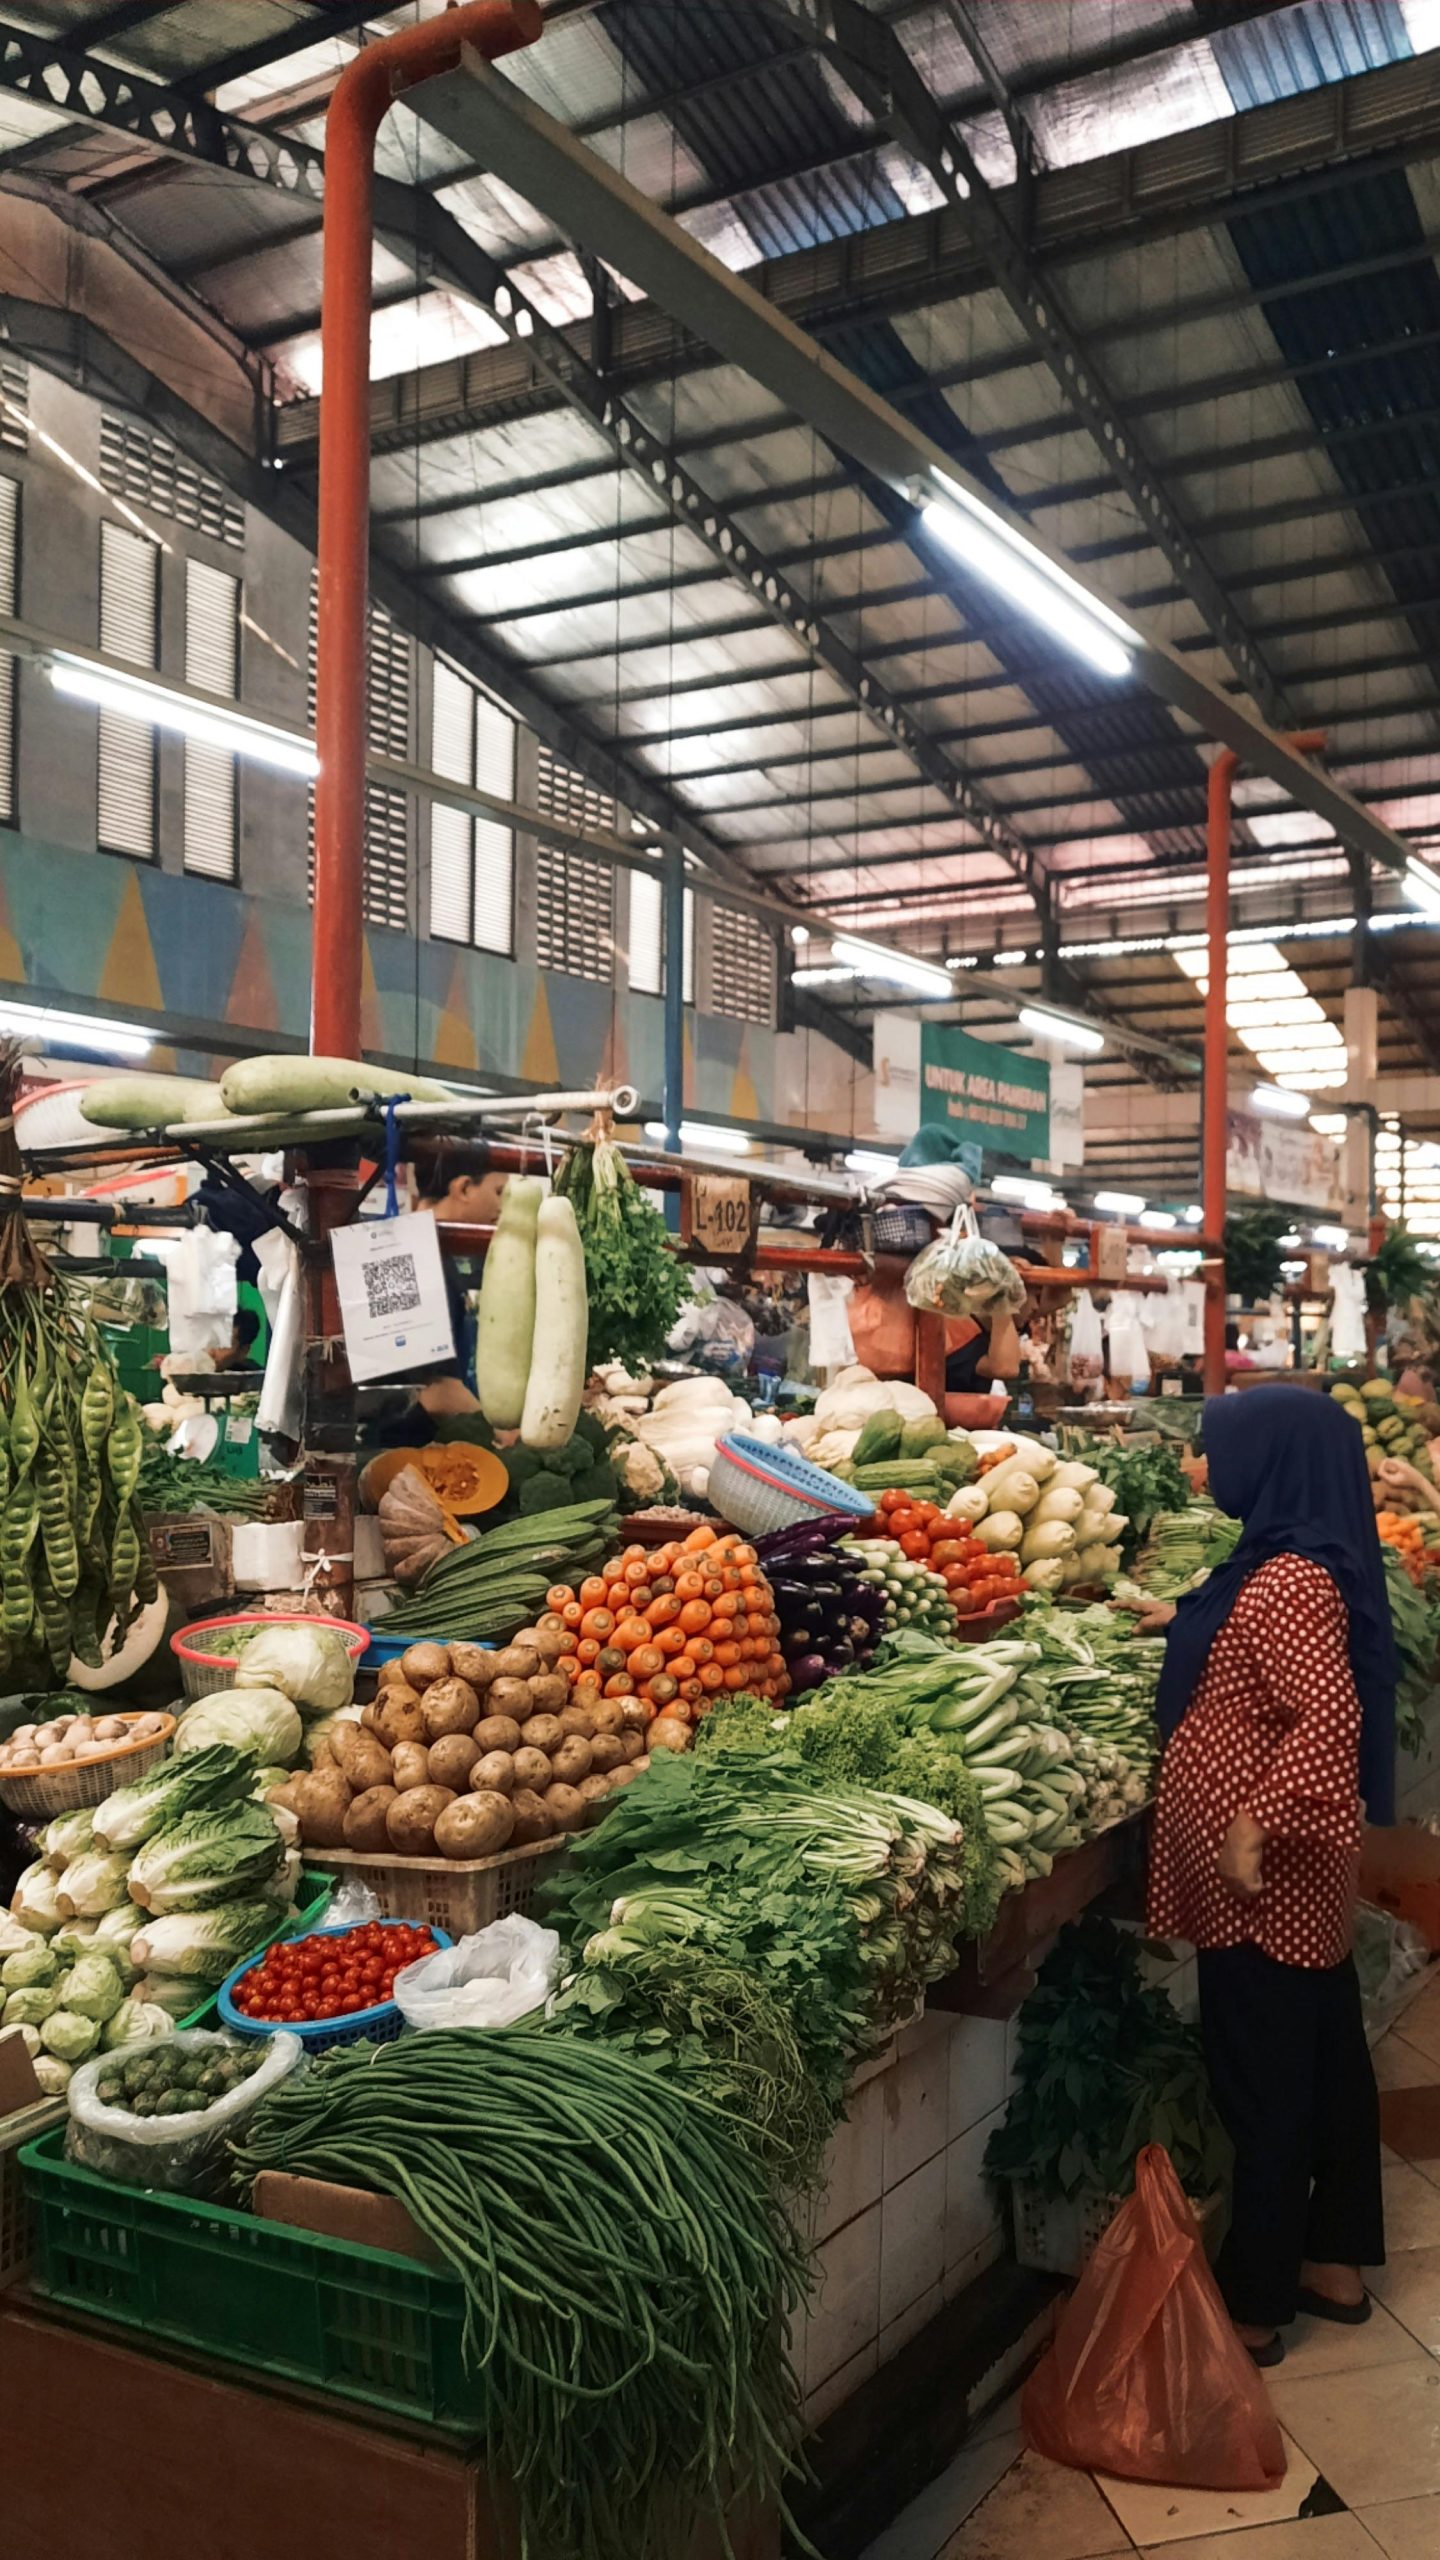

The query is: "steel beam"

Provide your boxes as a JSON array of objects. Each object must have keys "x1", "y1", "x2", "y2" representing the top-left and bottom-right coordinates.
[
  {"x1": 0, "y1": 23, "x2": 1039, "y2": 896},
  {"x1": 764, "y1": 0, "x2": 1290, "y2": 726}
]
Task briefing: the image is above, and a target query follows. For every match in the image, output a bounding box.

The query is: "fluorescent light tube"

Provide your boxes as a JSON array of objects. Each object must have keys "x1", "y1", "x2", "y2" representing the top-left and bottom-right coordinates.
[
  {"x1": 1093, "y1": 1190, "x2": 1144, "y2": 1216},
  {"x1": 642, "y1": 1120, "x2": 750, "y2": 1154},
  {"x1": 922, "y1": 478, "x2": 1135, "y2": 680},
  {"x1": 791, "y1": 965, "x2": 857, "y2": 987},
  {"x1": 1404, "y1": 859, "x2": 1440, "y2": 919},
  {"x1": 1018, "y1": 1004, "x2": 1105, "y2": 1054},
  {"x1": 991, "y1": 1175, "x2": 1061, "y2": 1208},
  {"x1": 1312, "y1": 1224, "x2": 1349, "y2": 1251},
  {"x1": 1251, "y1": 1083, "x2": 1311, "y2": 1120},
  {"x1": 830, "y1": 935, "x2": 953, "y2": 998},
  {"x1": 845, "y1": 1149, "x2": 901, "y2": 1175},
  {"x1": 50, "y1": 655, "x2": 318, "y2": 778},
  {"x1": 0, "y1": 997, "x2": 151, "y2": 1059},
  {"x1": 1139, "y1": 1209, "x2": 1178, "y2": 1230}
]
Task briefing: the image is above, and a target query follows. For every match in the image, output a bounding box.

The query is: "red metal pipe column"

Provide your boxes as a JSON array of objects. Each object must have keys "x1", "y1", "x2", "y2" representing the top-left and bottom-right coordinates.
[
  {"x1": 1202, "y1": 749, "x2": 1239, "y2": 1399},
  {"x1": 1202, "y1": 730, "x2": 1326, "y2": 1397},
  {"x1": 311, "y1": 0, "x2": 541, "y2": 1055}
]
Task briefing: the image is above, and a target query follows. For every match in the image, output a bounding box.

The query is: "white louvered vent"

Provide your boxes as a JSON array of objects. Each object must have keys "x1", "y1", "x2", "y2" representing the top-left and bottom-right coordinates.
[
  {"x1": 364, "y1": 601, "x2": 412, "y2": 933},
  {"x1": 429, "y1": 660, "x2": 516, "y2": 955},
  {"x1": 709, "y1": 903, "x2": 776, "y2": 1025},
  {"x1": 0, "y1": 358, "x2": 28, "y2": 454},
  {"x1": 0, "y1": 475, "x2": 15, "y2": 823},
  {"x1": 629, "y1": 867, "x2": 694, "y2": 1001},
  {"x1": 99, "y1": 414, "x2": 243, "y2": 547},
  {"x1": 97, "y1": 520, "x2": 159, "y2": 860},
  {"x1": 535, "y1": 846, "x2": 614, "y2": 981},
  {"x1": 534, "y1": 744, "x2": 615, "y2": 837},
  {"x1": 183, "y1": 556, "x2": 239, "y2": 881}
]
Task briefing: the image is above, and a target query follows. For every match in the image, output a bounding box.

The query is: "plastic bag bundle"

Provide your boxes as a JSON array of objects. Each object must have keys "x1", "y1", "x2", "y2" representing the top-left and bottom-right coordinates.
[
  {"x1": 64, "y1": 2028, "x2": 303, "y2": 2195},
  {"x1": 1068, "y1": 1289, "x2": 1105, "y2": 1383},
  {"x1": 1023, "y1": 2146, "x2": 1286, "y2": 2492},
  {"x1": 903, "y1": 1209, "x2": 1025, "y2": 1321},
  {"x1": 392, "y1": 1914, "x2": 560, "y2": 2032}
]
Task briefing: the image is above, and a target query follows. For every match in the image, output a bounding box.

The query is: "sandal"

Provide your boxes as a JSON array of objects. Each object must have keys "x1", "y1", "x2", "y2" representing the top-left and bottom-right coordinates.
[{"x1": 1296, "y1": 2287, "x2": 1370, "y2": 2326}]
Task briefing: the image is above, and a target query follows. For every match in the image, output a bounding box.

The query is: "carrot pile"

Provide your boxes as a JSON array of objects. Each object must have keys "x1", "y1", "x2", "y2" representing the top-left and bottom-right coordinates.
[
  {"x1": 1377, "y1": 1510, "x2": 1440, "y2": 1586},
  {"x1": 544, "y1": 1523, "x2": 789, "y2": 1741}
]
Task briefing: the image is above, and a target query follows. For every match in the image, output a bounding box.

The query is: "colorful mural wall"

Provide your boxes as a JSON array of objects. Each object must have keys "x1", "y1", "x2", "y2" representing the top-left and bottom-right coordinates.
[{"x1": 0, "y1": 831, "x2": 784, "y2": 1124}]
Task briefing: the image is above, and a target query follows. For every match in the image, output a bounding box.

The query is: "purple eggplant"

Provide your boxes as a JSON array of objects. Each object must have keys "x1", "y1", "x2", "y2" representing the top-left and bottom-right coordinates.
[{"x1": 789, "y1": 1653, "x2": 829, "y2": 1693}]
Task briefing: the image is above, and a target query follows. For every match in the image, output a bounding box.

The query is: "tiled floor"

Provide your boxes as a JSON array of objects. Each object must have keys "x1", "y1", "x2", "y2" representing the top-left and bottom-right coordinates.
[{"x1": 859, "y1": 1968, "x2": 1440, "y2": 2560}]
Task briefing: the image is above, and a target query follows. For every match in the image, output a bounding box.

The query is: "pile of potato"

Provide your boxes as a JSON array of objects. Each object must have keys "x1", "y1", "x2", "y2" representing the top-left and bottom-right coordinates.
[{"x1": 268, "y1": 1632, "x2": 650, "y2": 1864}]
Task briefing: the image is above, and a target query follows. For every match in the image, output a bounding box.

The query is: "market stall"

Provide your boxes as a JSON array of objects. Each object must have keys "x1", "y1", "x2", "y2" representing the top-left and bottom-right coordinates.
[{"x1": 5, "y1": 1034, "x2": 1440, "y2": 2560}]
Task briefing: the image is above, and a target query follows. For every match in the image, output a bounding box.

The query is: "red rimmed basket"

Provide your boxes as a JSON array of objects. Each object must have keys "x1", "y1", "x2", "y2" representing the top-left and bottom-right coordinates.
[{"x1": 171, "y1": 1612, "x2": 370, "y2": 1700}]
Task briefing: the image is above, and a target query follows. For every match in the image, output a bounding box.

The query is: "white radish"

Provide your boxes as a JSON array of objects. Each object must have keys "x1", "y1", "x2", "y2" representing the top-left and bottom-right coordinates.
[
  {"x1": 520, "y1": 1197, "x2": 589, "y2": 1452},
  {"x1": 476, "y1": 1177, "x2": 541, "y2": 1428}
]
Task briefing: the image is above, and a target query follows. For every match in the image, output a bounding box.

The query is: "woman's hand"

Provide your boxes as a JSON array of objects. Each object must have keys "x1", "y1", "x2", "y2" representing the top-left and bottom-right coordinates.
[
  {"x1": 1116, "y1": 1599, "x2": 1176, "y2": 1636},
  {"x1": 1218, "y1": 1810, "x2": 1266, "y2": 1900}
]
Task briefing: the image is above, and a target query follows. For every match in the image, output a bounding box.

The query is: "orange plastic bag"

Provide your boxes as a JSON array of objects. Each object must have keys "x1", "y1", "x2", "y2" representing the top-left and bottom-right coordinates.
[{"x1": 1022, "y1": 2147, "x2": 1285, "y2": 2492}]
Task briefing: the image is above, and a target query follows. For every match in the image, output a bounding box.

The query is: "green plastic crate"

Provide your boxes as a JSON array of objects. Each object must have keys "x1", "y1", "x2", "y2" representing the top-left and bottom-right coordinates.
[
  {"x1": 20, "y1": 2128, "x2": 479, "y2": 2435},
  {"x1": 176, "y1": 1870, "x2": 335, "y2": 2031}
]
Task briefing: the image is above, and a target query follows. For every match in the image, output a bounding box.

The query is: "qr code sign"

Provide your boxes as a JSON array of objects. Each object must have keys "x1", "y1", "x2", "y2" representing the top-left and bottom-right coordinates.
[{"x1": 363, "y1": 1250, "x2": 423, "y2": 1320}]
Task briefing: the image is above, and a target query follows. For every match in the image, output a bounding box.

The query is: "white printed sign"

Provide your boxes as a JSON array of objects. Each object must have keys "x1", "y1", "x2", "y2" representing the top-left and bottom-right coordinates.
[{"x1": 331, "y1": 1209, "x2": 456, "y2": 1384}]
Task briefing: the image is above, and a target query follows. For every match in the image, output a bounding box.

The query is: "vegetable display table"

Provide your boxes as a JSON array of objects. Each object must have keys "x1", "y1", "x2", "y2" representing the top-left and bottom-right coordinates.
[{"x1": 0, "y1": 2295, "x2": 779, "y2": 2560}]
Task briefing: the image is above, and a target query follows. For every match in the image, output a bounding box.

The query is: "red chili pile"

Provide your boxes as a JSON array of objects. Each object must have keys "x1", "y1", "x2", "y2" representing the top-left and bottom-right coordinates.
[
  {"x1": 873, "y1": 1490, "x2": 1022, "y2": 1616},
  {"x1": 230, "y1": 1921, "x2": 438, "y2": 2024}
]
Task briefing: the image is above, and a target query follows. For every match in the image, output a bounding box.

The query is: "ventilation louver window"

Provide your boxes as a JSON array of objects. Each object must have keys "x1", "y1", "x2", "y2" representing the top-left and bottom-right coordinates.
[
  {"x1": 534, "y1": 744, "x2": 615, "y2": 837},
  {"x1": 535, "y1": 845, "x2": 614, "y2": 982},
  {"x1": 0, "y1": 475, "x2": 16, "y2": 825},
  {"x1": 429, "y1": 660, "x2": 515, "y2": 954},
  {"x1": 182, "y1": 556, "x2": 239, "y2": 882},
  {"x1": 709, "y1": 903, "x2": 776, "y2": 1026},
  {"x1": 0, "y1": 357, "x2": 28, "y2": 454},
  {"x1": 630, "y1": 865, "x2": 694, "y2": 1001},
  {"x1": 97, "y1": 520, "x2": 159, "y2": 860},
  {"x1": 99, "y1": 414, "x2": 243, "y2": 547},
  {"x1": 364, "y1": 602, "x2": 412, "y2": 933}
]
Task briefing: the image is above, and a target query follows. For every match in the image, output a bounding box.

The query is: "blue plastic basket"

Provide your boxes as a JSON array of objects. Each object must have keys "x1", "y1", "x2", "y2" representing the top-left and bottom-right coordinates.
[
  {"x1": 361, "y1": 1629, "x2": 491, "y2": 1670},
  {"x1": 707, "y1": 1434, "x2": 876, "y2": 1538},
  {"x1": 216, "y1": 1919, "x2": 452, "y2": 2054}
]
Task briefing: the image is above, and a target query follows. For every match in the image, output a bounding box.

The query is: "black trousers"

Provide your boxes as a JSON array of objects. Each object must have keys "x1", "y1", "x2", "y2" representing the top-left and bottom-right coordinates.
[{"x1": 1197, "y1": 1944, "x2": 1385, "y2": 2329}]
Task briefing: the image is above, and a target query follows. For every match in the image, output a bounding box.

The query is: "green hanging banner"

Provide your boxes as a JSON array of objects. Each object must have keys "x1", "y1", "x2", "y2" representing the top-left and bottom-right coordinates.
[{"x1": 917, "y1": 1022, "x2": 1050, "y2": 1161}]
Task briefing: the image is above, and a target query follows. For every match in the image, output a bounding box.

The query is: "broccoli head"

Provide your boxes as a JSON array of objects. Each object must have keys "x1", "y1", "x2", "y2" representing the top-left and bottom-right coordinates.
[{"x1": 518, "y1": 1471, "x2": 571, "y2": 1516}]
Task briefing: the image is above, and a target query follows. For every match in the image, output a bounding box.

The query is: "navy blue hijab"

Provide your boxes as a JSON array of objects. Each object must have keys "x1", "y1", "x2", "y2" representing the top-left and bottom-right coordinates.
[{"x1": 1154, "y1": 1387, "x2": 1398, "y2": 1825}]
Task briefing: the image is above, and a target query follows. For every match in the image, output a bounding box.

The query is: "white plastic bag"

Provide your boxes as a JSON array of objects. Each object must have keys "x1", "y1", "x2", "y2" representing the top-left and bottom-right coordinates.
[
  {"x1": 807, "y1": 1271, "x2": 856, "y2": 1372},
  {"x1": 1106, "y1": 1291, "x2": 1151, "y2": 1386},
  {"x1": 393, "y1": 1914, "x2": 560, "y2": 2031},
  {"x1": 1332, "y1": 1262, "x2": 1368, "y2": 1365},
  {"x1": 65, "y1": 2028, "x2": 303, "y2": 2194},
  {"x1": 1068, "y1": 1289, "x2": 1104, "y2": 1383}
]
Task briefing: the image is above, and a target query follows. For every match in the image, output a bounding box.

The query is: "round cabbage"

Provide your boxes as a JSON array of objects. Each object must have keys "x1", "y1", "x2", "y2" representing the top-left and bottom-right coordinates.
[
  {"x1": 4, "y1": 1982, "x2": 59, "y2": 2027},
  {"x1": 1, "y1": 1939, "x2": 59, "y2": 1992},
  {"x1": 63, "y1": 1954, "x2": 126, "y2": 2024},
  {"x1": 235, "y1": 1621, "x2": 354, "y2": 1714},
  {"x1": 40, "y1": 2008, "x2": 101, "y2": 2063},
  {"x1": 101, "y1": 1999, "x2": 175, "y2": 2050},
  {"x1": 174, "y1": 1687, "x2": 303, "y2": 1768}
]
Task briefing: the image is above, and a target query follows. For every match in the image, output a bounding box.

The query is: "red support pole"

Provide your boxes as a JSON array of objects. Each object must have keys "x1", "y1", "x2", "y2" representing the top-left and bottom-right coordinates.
[
  {"x1": 1203, "y1": 749, "x2": 1239, "y2": 1399},
  {"x1": 312, "y1": 0, "x2": 541, "y2": 1057}
]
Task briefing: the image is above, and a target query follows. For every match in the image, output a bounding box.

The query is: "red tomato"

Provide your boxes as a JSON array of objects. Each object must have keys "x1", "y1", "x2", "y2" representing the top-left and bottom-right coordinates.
[
  {"x1": 878, "y1": 1488, "x2": 908, "y2": 1515},
  {"x1": 929, "y1": 1539, "x2": 964, "y2": 1567},
  {"x1": 899, "y1": 1530, "x2": 931, "y2": 1561}
]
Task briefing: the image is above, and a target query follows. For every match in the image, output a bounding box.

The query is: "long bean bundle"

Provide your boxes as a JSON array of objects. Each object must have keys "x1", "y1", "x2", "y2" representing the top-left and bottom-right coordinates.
[
  {"x1": 0, "y1": 1039, "x2": 154, "y2": 1682},
  {"x1": 233, "y1": 2027, "x2": 809, "y2": 2560}
]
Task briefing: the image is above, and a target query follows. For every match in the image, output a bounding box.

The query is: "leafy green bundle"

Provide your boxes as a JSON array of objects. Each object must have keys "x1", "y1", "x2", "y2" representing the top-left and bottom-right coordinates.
[
  {"x1": 984, "y1": 1915, "x2": 1229, "y2": 2206},
  {"x1": 553, "y1": 1135, "x2": 693, "y2": 1372},
  {"x1": 1076, "y1": 1441, "x2": 1191, "y2": 1559}
]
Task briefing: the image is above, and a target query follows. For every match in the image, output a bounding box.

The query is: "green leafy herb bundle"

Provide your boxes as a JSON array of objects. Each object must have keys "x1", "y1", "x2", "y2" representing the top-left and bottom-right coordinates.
[
  {"x1": 984, "y1": 1916, "x2": 1229, "y2": 2206},
  {"x1": 554, "y1": 1135, "x2": 693, "y2": 1372},
  {"x1": 1078, "y1": 1440, "x2": 1191, "y2": 1559}
]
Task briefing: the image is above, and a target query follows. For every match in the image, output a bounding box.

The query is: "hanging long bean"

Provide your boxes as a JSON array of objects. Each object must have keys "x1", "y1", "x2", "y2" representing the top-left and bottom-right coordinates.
[
  {"x1": 0, "y1": 1040, "x2": 154, "y2": 1683},
  {"x1": 233, "y1": 2026, "x2": 809, "y2": 2560}
]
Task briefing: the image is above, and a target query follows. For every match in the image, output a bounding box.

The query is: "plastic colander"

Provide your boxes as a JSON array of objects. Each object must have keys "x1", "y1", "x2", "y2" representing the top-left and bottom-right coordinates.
[{"x1": 707, "y1": 1435, "x2": 876, "y2": 1539}]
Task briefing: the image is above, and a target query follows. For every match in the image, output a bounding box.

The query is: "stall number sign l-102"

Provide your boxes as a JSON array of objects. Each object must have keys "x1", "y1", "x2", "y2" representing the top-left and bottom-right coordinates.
[{"x1": 692, "y1": 1175, "x2": 753, "y2": 1258}]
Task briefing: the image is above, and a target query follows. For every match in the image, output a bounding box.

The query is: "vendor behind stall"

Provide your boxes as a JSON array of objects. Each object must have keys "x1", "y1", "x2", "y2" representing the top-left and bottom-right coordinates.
[{"x1": 407, "y1": 1145, "x2": 508, "y2": 1420}]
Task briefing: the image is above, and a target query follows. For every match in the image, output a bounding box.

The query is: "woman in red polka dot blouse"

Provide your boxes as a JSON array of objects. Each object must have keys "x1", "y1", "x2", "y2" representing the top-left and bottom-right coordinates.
[{"x1": 1143, "y1": 1386, "x2": 1397, "y2": 2366}]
